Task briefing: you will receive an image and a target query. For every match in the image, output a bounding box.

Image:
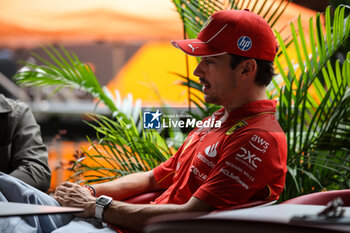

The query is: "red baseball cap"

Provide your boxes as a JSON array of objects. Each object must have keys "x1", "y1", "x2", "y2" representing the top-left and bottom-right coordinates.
[{"x1": 172, "y1": 9, "x2": 277, "y2": 61}]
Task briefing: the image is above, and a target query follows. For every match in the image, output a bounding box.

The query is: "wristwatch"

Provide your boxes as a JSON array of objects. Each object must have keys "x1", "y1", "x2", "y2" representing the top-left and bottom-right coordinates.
[{"x1": 95, "y1": 195, "x2": 113, "y2": 221}]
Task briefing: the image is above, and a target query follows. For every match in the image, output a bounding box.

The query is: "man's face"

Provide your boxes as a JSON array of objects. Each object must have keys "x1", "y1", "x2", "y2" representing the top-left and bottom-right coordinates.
[{"x1": 193, "y1": 54, "x2": 239, "y2": 107}]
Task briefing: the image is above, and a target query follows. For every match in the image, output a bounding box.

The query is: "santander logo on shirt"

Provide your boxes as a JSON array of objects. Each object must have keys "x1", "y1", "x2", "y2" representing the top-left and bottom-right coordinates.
[{"x1": 205, "y1": 141, "x2": 219, "y2": 157}]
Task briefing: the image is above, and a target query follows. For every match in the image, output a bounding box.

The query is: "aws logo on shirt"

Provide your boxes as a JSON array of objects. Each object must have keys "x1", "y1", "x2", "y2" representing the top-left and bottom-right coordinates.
[{"x1": 249, "y1": 134, "x2": 270, "y2": 153}]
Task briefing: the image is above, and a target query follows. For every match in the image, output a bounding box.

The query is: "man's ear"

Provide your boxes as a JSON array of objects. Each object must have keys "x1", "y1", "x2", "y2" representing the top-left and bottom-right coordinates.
[{"x1": 240, "y1": 59, "x2": 257, "y2": 80}]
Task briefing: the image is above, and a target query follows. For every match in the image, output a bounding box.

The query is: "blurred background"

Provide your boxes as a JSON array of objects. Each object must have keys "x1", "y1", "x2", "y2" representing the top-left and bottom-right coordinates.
[{"x1": 0, "y1": 0, "x2": 330, "y2": 191}]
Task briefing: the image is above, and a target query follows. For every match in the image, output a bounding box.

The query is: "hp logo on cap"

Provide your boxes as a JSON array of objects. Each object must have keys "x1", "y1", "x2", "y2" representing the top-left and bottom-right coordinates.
[{"x1": 237, "y1": 36, "x2": 252, "y2": 51}]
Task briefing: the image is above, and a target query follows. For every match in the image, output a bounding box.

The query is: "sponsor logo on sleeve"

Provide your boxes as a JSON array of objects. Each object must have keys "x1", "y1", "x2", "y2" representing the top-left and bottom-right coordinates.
[
  {"x1": 225, "y1": 161, "x2": 255, "y2": 182},
  {"x1": 205, "y1": 141, "x2": 219, "y2": 157},
  {"x1": 190, "y1": 165, "x2": 208, "y2": 181},
  {"x1": 220, "y1": 168, "x2": 249, "y2": 190},
  {"x1": 236, "y1": 147, "x2": 262, "y2": 169},
  {"x1": 197, "y1": 152, "x2": 216, "y2": 168},
  {"x1": 249, "y1": 134, "x2": 270, "y2": 153}
]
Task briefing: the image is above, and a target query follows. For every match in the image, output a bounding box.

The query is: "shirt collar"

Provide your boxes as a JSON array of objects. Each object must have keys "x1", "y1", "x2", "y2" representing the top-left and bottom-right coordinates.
[{"x1": 213, "y1": 99, "x2": 277, "y2": 123}]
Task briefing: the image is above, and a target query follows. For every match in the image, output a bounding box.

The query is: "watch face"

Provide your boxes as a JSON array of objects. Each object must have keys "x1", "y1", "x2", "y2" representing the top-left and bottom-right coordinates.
[{"x1": 97, "y1": 196, "x2": 112, "y2": 206}]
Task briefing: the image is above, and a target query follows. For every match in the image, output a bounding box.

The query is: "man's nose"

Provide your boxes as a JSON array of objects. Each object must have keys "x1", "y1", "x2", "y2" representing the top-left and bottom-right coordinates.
[{"x1": 193, "y1": 60, "x2": 204, "y2": 77}]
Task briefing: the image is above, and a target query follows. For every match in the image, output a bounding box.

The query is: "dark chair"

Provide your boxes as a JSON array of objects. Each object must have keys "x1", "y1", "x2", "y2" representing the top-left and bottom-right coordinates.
[{"x1": 143, "y1": 191, "x2": 350, "y2": 233}]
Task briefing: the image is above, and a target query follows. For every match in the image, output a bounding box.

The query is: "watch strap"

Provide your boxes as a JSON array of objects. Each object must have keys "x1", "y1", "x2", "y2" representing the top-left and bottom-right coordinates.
[{"x1": 95, "y1": 203, "x2": 104, "y2": 220}]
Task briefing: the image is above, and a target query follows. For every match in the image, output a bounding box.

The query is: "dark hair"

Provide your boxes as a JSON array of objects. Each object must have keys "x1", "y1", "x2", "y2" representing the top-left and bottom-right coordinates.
[{"x1": 229, "y1": 54, "x2": 275, "y2": 86}]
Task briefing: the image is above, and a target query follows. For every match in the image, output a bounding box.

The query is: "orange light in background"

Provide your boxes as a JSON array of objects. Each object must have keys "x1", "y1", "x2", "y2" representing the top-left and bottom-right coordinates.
[{"x1": 107, "y1": 41, "x2": 200, "y2": 107}]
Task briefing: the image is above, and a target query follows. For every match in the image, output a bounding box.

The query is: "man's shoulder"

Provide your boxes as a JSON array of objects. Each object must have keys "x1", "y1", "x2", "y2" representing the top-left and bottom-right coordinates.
[
  {"x1": 223, "y1": 121, "x2": 286, "y2": 151},
  {"x1": 243, "y1": 111, "x2": 283, "y2": 134},
  {"x1": 0, "y1": 94, "x2": 13, "y2": 113},
  {"x1": 0, "y1": 94, "x2": 31, "y2": 120}
]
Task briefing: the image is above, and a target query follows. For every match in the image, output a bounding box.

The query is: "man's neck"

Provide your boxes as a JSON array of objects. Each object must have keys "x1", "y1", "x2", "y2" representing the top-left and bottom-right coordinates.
[{"x1": 223, "y1": 88, "x2": 267, "y2": 113}]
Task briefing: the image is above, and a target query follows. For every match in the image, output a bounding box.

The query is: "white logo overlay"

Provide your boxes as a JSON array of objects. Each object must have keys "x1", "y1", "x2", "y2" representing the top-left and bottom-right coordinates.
[
  {"x1": 205, "y1": 141, "x2": 219, "y2": 157},
  {"x1": 237, "y1": 36, "x2": 252, "y2": 51},
  {"x1": 144, "y1": 109, "x2": 222, "y2": 129}
]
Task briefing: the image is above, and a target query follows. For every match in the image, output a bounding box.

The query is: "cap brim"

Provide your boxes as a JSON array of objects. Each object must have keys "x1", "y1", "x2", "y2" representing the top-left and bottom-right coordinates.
[{"x1": 171, "y1": 39, "x2": 226, "y2": 57}]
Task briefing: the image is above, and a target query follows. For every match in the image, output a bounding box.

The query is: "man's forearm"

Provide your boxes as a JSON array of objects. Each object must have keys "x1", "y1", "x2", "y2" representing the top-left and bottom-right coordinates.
[
  {"x1": 103, "y1": 197, "x2": 212, "y2": 232},
  {"x1": 92, "y1": 171, "x2": 162, "y2": 200}
]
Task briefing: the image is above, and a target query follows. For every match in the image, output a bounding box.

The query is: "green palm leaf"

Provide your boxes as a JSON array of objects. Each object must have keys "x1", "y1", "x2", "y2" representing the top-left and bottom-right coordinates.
[
  {"x1": 274, "y1": 5, "x2": 350, "y2": 200},
  {"x1": 69, "y1": 114, "x2": 171, "y2": 184},
  {"x1": 15, "y1": 46, "x2": 118, "y2": 114}
]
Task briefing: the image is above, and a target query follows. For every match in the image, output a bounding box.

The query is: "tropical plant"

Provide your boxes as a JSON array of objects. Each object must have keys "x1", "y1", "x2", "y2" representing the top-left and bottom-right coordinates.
[
  {"x1": 272, "y1": 5, "x2": 350, "y2": 200},
  {"x1": 69, "y1": 114, "x2": 171, "y2": 183}
]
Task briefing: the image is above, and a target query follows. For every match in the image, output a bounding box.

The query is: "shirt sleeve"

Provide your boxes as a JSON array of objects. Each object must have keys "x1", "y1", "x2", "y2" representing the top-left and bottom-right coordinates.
[
  {"x1": 193, "y1": 130, "x2": 285, "y2": 209},
  {"x1": 153, "y1": 136, "x2": 190, "y2": 189},
  {"x1": 9, "y1": 101, "x2": 51, "y2": 192},
  {"x1": 152, "y1": 156, "x2": 177, "y2": 189}
]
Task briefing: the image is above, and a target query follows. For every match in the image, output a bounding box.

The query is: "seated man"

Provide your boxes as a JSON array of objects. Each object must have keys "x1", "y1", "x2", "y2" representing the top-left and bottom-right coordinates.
[
  {"x1": 0, "y1": 9, "x2": 287, "y2": 233},
  {"x1": 0, "y1": 94, "x2": 51, "y2": 192}
]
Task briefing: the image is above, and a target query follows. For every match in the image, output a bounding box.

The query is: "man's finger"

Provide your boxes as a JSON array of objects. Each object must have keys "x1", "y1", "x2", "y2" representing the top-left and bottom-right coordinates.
[
  {"x1": 61, "y1": 181, "x2": 74, "y2": 187},
  {"x1": 53, "y1": 195, "x2": 64, "y2": 205},
  {"x1": 55, "y1": 185, "x2": 69, "y2": 194}
]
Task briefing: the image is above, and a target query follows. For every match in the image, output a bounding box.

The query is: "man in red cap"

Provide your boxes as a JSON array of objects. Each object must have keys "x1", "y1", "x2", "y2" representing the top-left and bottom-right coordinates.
[
  {"x1": 0, "y1": 9, "x2": 287, "y2": 233},
  {"x1": 53, "y1": 9, "x2": 287, "y2": 232}
]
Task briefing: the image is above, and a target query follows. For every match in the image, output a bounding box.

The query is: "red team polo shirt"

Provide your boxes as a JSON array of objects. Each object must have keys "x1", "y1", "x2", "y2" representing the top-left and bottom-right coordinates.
[{"x1": 153, "y1": 100, "x2": 287, "y2": 209}]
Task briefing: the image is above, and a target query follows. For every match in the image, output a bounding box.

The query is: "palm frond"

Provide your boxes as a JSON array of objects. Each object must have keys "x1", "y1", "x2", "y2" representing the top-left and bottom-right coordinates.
[
  {"x1": 15, "y1": 45, "x2": 117, "y2": 113},
  {"x1": 14, "y1": 46, "x2": 146, "y2": 128},
  {"x1": 69, "y1": 114, "x2": 171, "y2": 184},
  {"x1": 274, "y1": 5, "x2": 350, "y2": 200}
]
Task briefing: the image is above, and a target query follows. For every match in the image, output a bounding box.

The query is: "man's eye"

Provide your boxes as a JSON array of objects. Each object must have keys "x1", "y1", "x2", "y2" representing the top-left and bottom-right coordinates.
[{"x1": 205, "y1": 59, "x2": 214, "y2": 64}]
